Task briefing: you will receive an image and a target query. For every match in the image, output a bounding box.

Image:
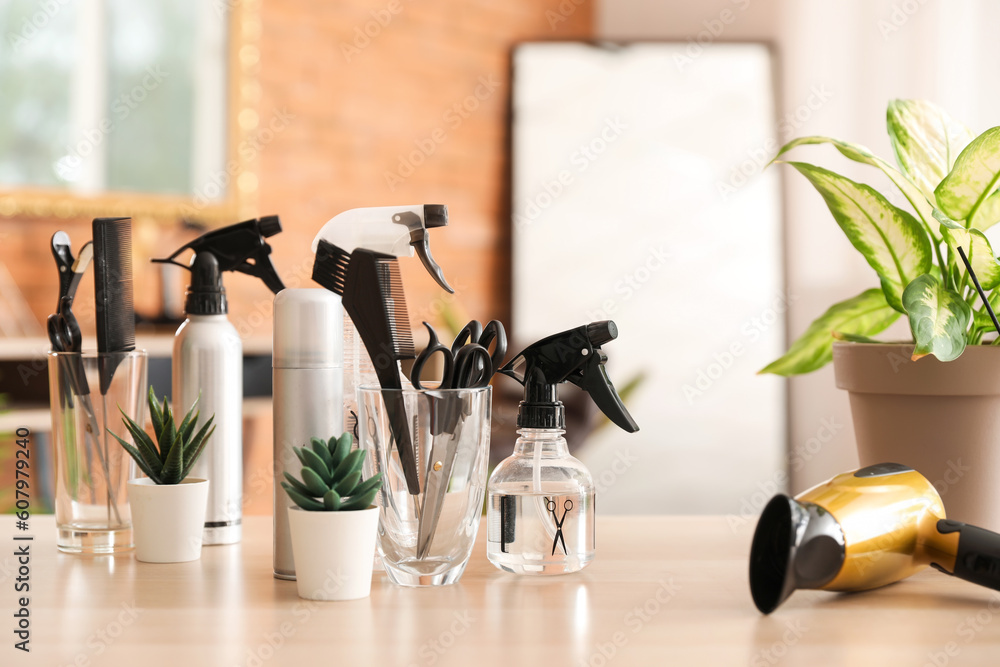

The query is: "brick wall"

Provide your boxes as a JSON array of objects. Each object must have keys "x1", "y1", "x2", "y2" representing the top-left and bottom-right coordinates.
[
  {"x1": 0, "y1": 0, "x2": 592, "y2": 341},
  {"x1": 0, "y1": 0, "x2": 592, "y2": 513}
]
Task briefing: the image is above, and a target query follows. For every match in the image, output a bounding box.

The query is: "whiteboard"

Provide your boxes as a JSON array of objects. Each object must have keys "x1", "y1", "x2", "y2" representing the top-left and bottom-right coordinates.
[{"x1": 511, "y1": 42, "x2": 785, "y2": 514}]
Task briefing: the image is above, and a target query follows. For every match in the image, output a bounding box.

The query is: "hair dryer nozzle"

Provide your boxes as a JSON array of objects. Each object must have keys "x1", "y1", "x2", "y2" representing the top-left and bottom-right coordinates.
[{"x1": 750, "y1": 495, "x2": 845, "y2": 614}]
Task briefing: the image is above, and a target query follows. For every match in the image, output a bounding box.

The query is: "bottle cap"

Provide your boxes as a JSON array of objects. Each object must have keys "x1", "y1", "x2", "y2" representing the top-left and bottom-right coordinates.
[{"x1": 272, "y1": 289, "x2": 343, "y2": 369}]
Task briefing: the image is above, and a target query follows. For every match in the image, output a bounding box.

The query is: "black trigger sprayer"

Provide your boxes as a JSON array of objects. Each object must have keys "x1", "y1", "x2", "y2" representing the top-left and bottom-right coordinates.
[{"x1": 487, "y1": 320, "x2": 638, "y2": 575}]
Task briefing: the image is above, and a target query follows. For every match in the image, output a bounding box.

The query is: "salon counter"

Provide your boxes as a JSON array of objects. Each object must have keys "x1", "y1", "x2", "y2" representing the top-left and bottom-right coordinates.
[{"x1": 11, "y1": 515, "x2": 1000, "y2": 666}]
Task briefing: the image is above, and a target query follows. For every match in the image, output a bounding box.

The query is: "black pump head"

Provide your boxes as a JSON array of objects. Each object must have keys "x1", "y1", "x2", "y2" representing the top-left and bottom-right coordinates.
[
  {"x1": 499, "y1": 320, "x2": 639, "y2": 432},
  {"x1": 153, "y1": 216, "x2": 286, "y2": 314}
]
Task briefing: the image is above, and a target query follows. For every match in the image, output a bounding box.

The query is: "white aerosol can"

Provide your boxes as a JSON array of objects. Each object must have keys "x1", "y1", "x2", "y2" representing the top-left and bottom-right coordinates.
[{"x1": 272, "y1": 288, "x2": 343, "y2": 579}]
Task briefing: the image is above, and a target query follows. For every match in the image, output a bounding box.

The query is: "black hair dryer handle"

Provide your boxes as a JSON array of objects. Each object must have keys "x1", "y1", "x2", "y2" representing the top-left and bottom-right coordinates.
[{"x1": 935, "y1": 519, "x2": 1000, "y2": 590}]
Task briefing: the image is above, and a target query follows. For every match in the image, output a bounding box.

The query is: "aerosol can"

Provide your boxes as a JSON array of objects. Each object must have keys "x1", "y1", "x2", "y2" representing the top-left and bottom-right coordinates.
[{"x1": 153, "y1": 216, "x2": 285, "y2": 545}]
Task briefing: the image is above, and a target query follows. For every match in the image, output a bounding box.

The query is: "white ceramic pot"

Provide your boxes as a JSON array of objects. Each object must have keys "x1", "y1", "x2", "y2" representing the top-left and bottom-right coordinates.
[
  {"x1": 128, "y1": 478, "x2": 209, "y2": 563},
  {"x1": 287, "y1": 505, "x2": 379, "y2": 600}
]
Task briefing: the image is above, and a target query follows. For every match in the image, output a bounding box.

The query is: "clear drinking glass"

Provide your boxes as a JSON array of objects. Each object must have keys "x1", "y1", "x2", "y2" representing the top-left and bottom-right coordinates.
[
  {"x1": 359, "y1": 384, "x2": 491, "y2": 586},
  {"x1": 48, "y1": 350, "x2": 147, "y2": 553}
]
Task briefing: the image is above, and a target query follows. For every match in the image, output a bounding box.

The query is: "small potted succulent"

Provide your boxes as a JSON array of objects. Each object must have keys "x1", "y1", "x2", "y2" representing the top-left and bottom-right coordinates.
[
  {"x1": 762, "y1": 99, "x2": 1000, "y2": 527},
  {"x1": 110, "y1": 387, "x2": 214, "y2": 563},
  {"x1": 281, "y1": 432, "x2": 383, "y2": 601}
]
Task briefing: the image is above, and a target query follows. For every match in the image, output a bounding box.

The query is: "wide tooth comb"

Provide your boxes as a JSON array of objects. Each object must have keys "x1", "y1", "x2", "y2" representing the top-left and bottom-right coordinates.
[
  {"x1": 93, "y1": 217, "x2": 135, "y2": 395},
  {"x1": 311, "y1": 239, "x2": 351, "y2": 295}
]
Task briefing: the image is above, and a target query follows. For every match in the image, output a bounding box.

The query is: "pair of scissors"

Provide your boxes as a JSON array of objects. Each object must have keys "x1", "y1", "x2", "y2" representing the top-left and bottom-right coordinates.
[
  {"x1": 411, "y1": 322, "x2": 496, "y2": 391},
  {"x1": 450, "y1": 319, "x2": 507, "y2": 385},
  {"x1": 411, "y1": 320, "x2": 506, "y2": 558},
  {"x1": 47, "y1": 233, "x2": 94, "y2": 398},
  {"x1": 548, "y1": 498, "x2": 574, "y2": 556}
]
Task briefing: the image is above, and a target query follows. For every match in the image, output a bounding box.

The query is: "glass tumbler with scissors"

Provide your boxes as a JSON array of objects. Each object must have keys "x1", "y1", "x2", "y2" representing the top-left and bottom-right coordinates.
[
  {"x1": 359, "y1": 319, "x2": 505, "y2": 586},
  {"x1": 46, "y1": 231, "x2": 147, "y2": 553}
]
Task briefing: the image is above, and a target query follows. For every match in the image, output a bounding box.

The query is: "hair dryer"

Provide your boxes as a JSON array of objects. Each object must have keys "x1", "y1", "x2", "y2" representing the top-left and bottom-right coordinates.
[{"x1": 750, "y1": 462, "x2": 1000, "y2": 614}]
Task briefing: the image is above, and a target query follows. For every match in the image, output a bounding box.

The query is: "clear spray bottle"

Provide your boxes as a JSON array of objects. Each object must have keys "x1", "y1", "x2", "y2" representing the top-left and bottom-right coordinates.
[{"x1": 487, "y1": 321, "x2": 639, "y2": 575}]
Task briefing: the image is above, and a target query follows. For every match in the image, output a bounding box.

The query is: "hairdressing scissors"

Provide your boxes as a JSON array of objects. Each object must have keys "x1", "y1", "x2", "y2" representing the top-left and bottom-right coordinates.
[
  {"x1": 411, "y1": 322, "x2": 493, "y2": 392},
  {"x1": 47, "y1": 234, "x2": 93, "y2": 400},
  {"x1": 547, "y1": 498, "x2": 574, "y2": 556}
]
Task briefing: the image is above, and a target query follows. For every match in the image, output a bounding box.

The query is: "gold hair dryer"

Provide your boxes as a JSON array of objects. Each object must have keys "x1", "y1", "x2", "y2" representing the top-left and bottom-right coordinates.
[{"x1": 750, "y1": 463, "x2": 1000, "y2": 614}]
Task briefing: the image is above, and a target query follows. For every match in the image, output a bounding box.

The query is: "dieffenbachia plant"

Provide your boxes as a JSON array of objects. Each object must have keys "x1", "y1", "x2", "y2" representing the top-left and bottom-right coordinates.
[{"x1": 761, "y1": 99, "x2": 1000, "y2": 375}]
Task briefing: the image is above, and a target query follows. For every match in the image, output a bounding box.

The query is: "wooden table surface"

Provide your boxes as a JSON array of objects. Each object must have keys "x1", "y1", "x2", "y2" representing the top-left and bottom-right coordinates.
[{"x1": 5, "y1": 515, "x2": 1000, "y2": 666}]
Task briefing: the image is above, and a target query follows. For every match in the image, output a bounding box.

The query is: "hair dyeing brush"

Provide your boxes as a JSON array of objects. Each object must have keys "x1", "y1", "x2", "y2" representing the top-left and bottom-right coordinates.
[
  {"x1": 92, "y1": 217, "x2": 136, "y2": 395},
  {"x1": 312, "y1": 239, "x2": 421, "y2": 495}
]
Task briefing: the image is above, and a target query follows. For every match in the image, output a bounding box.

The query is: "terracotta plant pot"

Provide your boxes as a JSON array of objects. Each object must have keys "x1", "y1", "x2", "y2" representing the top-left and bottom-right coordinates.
[
  {"x1": 833, "y1": 342, "x2": 1000, "y2": 531},
  {"x1": 128, "y1": 478, "x2": 209, "y2": 563},
  {"x1": 287, "y1": 505, "x2": 379, "y2": 600}
]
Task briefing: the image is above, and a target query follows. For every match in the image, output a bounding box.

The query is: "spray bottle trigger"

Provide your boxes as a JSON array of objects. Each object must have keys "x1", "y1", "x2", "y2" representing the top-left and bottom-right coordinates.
[
  {"x1": 410, "y1": 229, "x2": 454, "y2": 293},
  {"x1": 569, "y1": 353, "x2": 639, "y2": 433}
]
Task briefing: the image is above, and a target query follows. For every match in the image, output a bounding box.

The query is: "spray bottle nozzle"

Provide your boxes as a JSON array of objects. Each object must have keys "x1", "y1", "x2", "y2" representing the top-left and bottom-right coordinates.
[
  {"x1": 311, "y1": 204, "x2": 454, "y2": 293},
  {"x1": 257, "y1": 215, "x2": 282, "y2": 238},
  {"x1": 153, "y1": 216, "x2": 286, "y2": 315},
  {"x1": 500, "y1": 320, "x2": 639, "y2": 433}
]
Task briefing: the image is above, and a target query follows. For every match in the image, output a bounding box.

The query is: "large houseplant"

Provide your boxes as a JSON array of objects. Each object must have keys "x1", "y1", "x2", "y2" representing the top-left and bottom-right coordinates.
[
  {"x1": 282, "y1": 432, "x2": 383, "y2": 600},
  {"x1": 110, "y1": 387, "x2": 214, "y2": 563},
  {"x1": 762, "y1": 99, "x2": 1000, "y2": 528}
]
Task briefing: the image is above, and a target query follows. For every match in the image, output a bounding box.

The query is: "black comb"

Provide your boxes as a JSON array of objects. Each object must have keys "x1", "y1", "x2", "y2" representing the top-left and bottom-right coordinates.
[
  {"x1": 313, "y1": 240, "x2": 420, "y2": 494},
  {"x1": 93, "y1": 217, "x2": 135, "y2": 395}
]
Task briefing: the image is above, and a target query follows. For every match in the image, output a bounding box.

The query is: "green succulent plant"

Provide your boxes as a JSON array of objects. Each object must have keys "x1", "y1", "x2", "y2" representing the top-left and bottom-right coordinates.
[
  {"x1": 109, "y1": 386, "x2": 215, "y2": 485},
  {"x1": 281, "y1": 432, "x2": 382, "y2": 511}
]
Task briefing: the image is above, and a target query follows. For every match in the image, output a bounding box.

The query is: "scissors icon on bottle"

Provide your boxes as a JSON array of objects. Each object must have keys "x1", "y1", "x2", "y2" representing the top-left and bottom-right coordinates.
[{"x1": 547, "y1": 498, "x2": 574, "y2": 556}]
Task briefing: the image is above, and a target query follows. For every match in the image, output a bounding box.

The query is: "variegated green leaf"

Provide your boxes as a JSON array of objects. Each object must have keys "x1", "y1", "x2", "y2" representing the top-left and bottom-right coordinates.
[
  {"x1": 937, "y1": 216, "x2": 1000, "y2": 290},
  {"x1": 935, "y1": 126, "x2": 1000, "y2": 230},
  {"x1": 785, "y1": 162, "x2": 932, "y2": 312},
  {"x1": 971, "y1": 190, "x2": 1000, "y2": 232},
  {"x1": 759, "y1": 288, "x2": 899, "y2": 376},
  {"x1": 902, "y1": 273, "x2": 971, "y2": 361},
  {"x1": 771, "y1": 135, "x2": 935, "y2": 226},
  {"x1": 887, "y1": 99, "x2": 975, "y2": 201},
  {"x1": 831, "y1": 331, "x2": 883, "y2": 344}
]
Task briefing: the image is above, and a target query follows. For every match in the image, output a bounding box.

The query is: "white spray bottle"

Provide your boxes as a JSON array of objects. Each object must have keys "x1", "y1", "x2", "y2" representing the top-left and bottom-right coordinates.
[
  {"x1": 309, "y1": 204, "x2": 454, "y2": 437},
  {"x1": 153, "y1": 216, "x2": 286, "y2": 545}
]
